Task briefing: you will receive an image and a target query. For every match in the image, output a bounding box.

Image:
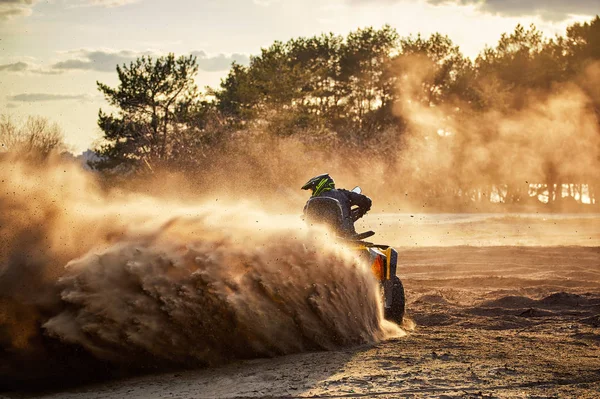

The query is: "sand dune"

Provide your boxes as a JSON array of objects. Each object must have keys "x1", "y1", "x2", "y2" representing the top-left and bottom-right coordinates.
[{"x1": 12, "y1": 244, "x2": 599, "y2": 399}]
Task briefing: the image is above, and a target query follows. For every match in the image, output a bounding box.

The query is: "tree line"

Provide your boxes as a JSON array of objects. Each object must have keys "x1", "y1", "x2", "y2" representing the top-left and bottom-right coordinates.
[{"x1": 4, "y1": 17, "x2": 598, "y2": 209}]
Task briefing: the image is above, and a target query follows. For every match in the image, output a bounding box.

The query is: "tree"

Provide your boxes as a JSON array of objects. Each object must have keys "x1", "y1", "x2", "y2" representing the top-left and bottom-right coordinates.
[
  {"x1": 0, "y1": 115, "x2": 67, "y2": 160},
  {"x1": 213, "y1": 62, "x2": 260, "y2": 125},
  {"x1": 474, "y1": 24, "x2": 566, "y2": 103},
  {"x1": 338, "y1": 25, "x2": 399, "y2": 134},
  {"x1": 398, "y1": 33, "x2": 473, "y2": 106},
  {"x1": 212, "y1": 26, "x2": 402, "y2": 138},
  {"x1": 564, "y1": 15, "x2": 600, "y2": 71},
  {"x1": 95, "y1": 54, "x2": 201, "y2": 171},
  {"x1": 283, "y1": 34, "x2": 345, "y2": 131},
  {"x1": 562, "y1": 16, "x2": 600, "y2": 121}
]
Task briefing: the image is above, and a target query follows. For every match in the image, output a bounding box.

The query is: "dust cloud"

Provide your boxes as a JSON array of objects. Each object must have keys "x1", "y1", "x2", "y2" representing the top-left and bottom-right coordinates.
[
  {"x1": 171, "y1": 59, "x2": 600, "y2": 213},
  {"x1": 391, "y1": 56, "x2": 600, "y2": 209},
  {"x1": 0, "y1": 154, "x2": 401, "y2": 389}
]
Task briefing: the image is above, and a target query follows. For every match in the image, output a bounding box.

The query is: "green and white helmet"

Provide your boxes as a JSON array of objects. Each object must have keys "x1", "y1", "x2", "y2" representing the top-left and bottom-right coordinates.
[{"x1": 301, "y1": 173, "x2": 335, "y2": 197}]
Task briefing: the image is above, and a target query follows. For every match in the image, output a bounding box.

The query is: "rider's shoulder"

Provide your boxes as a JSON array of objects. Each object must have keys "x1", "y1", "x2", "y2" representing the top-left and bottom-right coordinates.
[
  {"x1": 321, "y1": 188, "x2": 347, "y2": 198},
  {"x1": 331, "y1": 188, "x2": 352, "y2": 197}
]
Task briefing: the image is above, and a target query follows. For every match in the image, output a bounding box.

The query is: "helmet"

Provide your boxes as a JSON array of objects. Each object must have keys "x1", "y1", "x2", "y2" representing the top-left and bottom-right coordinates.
[{"x1": 301, "y1": 173, "x2": 335, "y2": 197}]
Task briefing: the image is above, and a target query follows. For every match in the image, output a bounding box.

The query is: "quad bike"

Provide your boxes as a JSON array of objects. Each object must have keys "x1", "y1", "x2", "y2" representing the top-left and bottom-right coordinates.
[{"x1": 303, "y1": 188, "x2": 406, "y2": 323}]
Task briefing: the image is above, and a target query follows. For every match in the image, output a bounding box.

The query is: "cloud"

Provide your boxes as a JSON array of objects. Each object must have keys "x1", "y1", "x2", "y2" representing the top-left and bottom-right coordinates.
[
  {"x1": 0, "y1": 0, "x2": 37, "y2": 19},
  {"x1": 7, "y1": 93, "x2": 90, "y2": 102},
  {"x1": 52, "y1": 50, "x2": 143, "y2": 72},
  {"x1": 52, "y1": 50, "x2": 250, "y2": 73},
  {"x1": 69, "y1": 0, "x2": 141, "y2": 8},
  {"x1": 192, "y1": 51, "x2": 250, "y2": 72},
  {"x1": 0, "y1": 61, "x2": 29, "y2": 72},
  {"x1": 442, "y1": 0, "x2": 600, "y2": 21},
  {"x1": 347, "y1": 0, "x2": 600, "y2": 21},
  {"x1": 0, "y1": 60, "x2": 63, "y2": 75},
  {"x1": 253, "y1": 0, "x2": 280, "y2": 6},
  {"x1": 89, "y1": 0, "x2": 139, "y2": 6}
]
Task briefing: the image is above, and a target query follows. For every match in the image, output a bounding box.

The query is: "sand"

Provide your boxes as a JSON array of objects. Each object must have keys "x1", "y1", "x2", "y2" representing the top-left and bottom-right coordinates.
[{"x1": 4, "y1": 215, "x2": 600, "y2": 399}]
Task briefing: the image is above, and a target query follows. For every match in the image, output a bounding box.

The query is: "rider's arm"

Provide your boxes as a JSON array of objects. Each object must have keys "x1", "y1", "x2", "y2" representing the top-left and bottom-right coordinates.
[{"x1": 346, "y1": 191, "x2": 372, "y2": 220}]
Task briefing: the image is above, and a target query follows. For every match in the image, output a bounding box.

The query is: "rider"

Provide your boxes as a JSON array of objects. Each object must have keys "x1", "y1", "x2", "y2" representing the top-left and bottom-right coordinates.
[{"x1": 301, "y1": 173, "x2": 372, "y2": 236}]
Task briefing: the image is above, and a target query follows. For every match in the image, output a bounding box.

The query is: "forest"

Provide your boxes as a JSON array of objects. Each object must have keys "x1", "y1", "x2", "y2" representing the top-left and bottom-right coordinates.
[{"x1": 3, "y1": 17, "x2": 600, "y2": 210}]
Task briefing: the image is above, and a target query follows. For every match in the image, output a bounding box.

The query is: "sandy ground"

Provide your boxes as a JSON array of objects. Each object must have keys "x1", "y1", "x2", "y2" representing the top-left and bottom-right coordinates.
[{"x1": 4, "y1": 216, "x2": 600, "y2": 399}]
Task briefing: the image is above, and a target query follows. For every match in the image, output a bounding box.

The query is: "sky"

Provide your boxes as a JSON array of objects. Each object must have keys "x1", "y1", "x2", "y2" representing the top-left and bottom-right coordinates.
[{"x1": 1, "y1": 0, "x2": 598, "y2": 153}]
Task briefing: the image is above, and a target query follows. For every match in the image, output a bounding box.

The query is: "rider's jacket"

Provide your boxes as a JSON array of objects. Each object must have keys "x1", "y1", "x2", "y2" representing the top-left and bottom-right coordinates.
[{"x1": 318, "y1": 188, "x2": 372, "y2": 234}]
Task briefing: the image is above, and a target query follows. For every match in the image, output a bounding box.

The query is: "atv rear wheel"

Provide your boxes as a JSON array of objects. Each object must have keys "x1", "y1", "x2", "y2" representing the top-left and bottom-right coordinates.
[{"x1": 384, "y1": 276, "x2": 405, "y2": 323}]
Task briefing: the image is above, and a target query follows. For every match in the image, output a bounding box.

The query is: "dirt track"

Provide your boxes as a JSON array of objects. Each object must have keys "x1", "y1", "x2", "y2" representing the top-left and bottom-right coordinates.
[{"x1": 12, "y1": 244, "x2": 598, "y2": 399}]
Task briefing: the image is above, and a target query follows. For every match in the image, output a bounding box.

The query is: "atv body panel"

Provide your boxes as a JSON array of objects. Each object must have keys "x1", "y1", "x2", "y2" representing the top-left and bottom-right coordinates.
[{"x1": 355, "y1": 244, "x2": 405, "y2": 323}]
